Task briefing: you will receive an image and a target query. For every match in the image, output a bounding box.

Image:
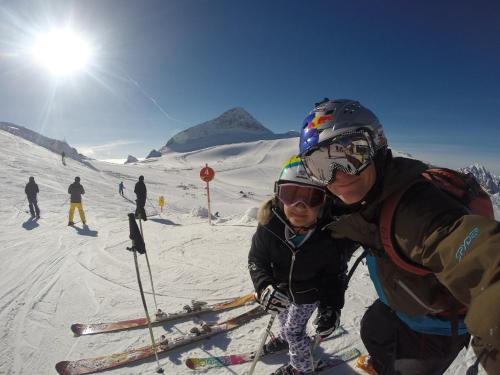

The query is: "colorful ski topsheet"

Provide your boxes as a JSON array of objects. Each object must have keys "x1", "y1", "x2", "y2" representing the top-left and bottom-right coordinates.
[
  {"x1": 55, "y1": 306, "x2": 265, "y2": 375},
  {"x1": 185, "y1": 326, "x2": 347, "y2": 370},
  {"x1": 71, "y1": 292, "x2": 255, "y2": 336}
]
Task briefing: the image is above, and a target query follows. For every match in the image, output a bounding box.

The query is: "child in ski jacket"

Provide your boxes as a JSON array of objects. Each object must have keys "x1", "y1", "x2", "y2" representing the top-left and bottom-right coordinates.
[{"x1": 248, "y1": 156, "x2": 355, "y2": 375}]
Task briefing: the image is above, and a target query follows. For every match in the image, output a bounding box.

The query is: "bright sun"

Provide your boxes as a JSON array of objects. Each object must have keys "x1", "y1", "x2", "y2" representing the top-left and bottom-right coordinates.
[{"x1": 32, "y1": 29, "x2": 92, "y2": 76}]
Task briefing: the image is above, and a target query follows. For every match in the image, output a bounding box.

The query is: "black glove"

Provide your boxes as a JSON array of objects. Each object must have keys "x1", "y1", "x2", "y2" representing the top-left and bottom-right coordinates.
[
  {"x1": 314, "y1": 306, "x2": 340, "y2": 338},
  {"x1": 258, "y1": 284, "x2": 290, "y2": 313}
]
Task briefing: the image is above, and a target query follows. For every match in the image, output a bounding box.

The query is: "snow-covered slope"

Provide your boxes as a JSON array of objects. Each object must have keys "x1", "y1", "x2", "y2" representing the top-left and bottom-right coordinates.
[
  {"x1": 0, "y1": 129, "x2": 493, "y2": 375},
  {"x1": 160, "y1": 107, "x2": 299, "y2": 153},
  {"x1": 0, "y1": 122, "x2": 85, "y2": 162}
]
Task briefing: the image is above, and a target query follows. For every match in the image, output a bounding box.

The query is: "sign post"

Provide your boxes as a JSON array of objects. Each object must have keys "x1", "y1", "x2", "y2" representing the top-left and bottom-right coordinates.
[{"x1": 199, "y1": 164, "x2": 215, "y2": 225}]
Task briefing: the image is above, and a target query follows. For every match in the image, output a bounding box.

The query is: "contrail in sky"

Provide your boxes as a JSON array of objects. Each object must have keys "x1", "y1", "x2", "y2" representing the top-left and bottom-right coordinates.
[{"x1": 122, "y1": 71, "x2": 190, "y2": 126}]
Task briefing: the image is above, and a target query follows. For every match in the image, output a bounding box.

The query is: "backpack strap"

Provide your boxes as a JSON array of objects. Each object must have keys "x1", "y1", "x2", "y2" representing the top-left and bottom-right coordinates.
[{"x1": 379, "y1": 179, "x2": 432, "y2": 276}]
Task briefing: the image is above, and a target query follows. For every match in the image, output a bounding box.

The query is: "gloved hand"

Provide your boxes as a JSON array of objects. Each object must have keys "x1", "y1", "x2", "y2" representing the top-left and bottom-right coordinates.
[
  {"x1": 314, "y1": 306, "x2": 340, "y2": 338},
  {"x1": 258, "y1": 284, "x2": 290, "y2": 313}
]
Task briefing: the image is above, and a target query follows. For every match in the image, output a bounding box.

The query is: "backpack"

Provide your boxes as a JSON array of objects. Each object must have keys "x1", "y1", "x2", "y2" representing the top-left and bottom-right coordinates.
[{"x1": 379, "y1": 167, "x2": 495, "y2": 276}]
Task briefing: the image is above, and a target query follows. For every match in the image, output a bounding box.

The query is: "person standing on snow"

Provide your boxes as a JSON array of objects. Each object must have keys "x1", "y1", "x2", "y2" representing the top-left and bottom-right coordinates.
[
  {"x1": 61, "y1": 151, "x2": 66, "y2": 165},
  {"x1": 25, "y1": 176, "x2": 40, "y2": 219},
  {"x1": 68, "y1": 176, "x2": 86, "y2": 226},
  {"x1": 134, "y1": 175, "x2": 147, "y2": 221},
  {"x1": 248, "y1": 156, "x2": 355, "y2": 375},
  {"x1": 298, "y1": 98, "x2": 500, "y2": 375},
  {"x1": 119, "y1": 181, "x2": 125, "y2": 196}
]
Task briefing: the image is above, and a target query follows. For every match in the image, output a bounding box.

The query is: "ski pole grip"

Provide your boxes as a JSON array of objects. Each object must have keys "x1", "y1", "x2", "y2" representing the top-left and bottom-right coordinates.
[{"x1": 128, "y1": 213, "x2": 146, "y2": 254}]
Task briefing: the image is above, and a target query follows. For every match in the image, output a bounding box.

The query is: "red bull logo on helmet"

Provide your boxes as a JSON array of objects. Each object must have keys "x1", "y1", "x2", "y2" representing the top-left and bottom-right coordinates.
[{"x1": 304, "y1": 113, "x2": 333, "y2": 130}]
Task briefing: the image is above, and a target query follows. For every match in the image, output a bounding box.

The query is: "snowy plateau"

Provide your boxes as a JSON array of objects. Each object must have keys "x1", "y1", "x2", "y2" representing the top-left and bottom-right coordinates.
[{"x1": 1, "y1": 127, "x2": 498, "y2": 375}]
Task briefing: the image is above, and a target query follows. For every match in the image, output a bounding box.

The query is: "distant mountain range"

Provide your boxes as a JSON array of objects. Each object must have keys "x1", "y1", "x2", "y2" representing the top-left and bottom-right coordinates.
[
  {"x1": 159, "y1": 107, "x2": 298, "y2": 153},
  {"x1": 1, "y1": 117, "x2": 499, "y2": 197},
  {"x1": 461, "y1": 164, "x2": 500, "y2": 194}
]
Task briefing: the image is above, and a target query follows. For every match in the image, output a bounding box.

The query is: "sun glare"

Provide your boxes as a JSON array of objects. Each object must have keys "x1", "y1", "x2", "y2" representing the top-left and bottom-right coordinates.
[{"x1": 33, "y1": 29, "x2": 92, "y2": 76}]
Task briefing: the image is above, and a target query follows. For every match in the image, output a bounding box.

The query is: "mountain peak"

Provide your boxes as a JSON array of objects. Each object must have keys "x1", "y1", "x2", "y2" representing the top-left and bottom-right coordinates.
[{"x1": 159, "y1": 107, "x2": 295, "y2": 153}]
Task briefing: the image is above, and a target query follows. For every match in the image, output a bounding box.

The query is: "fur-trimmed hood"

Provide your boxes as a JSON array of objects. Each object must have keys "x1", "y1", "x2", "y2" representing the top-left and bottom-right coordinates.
[{"x1": 256, "y1": 197, "x2": 276, "y2": 226}]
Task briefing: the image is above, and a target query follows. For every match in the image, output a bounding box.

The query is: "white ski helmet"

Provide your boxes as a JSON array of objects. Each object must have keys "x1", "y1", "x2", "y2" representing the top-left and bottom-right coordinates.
[{"x1": 276, "y1": 155, "x2": 323, "y2": 188}]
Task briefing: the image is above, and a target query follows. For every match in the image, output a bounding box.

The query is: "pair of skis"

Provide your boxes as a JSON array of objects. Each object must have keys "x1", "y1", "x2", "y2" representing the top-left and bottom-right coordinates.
[
  {"x1": 71, "y1": 292, "x2": 256, "y2": 336},
  {"x1": 56, "y1": 305, "x2": 266, "y2": 375},
  {"x1": 57, "y1": 292, "x2": 360, "y2": 374}
]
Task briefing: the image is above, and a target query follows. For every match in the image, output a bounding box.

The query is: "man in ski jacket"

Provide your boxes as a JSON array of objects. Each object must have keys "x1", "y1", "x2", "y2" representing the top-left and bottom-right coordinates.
[
  {"x1": 68, "y1": 176, "x2": 86, "y2": 226},
  {"x1": 249, "y1": 156, "x2": 356, "y2": 374},
  {"x1": 298, "y1": 98, "x2": 499, "y2": 375},
  {"x1": 25, "y1": 176, "x2": 40, "y2": 219},
  {"x1": 134, "y1": 175, "x2": 147, "y2": 221},
  {"x1": 119, "y1": 181, "x2": 125, "y2": 196}
]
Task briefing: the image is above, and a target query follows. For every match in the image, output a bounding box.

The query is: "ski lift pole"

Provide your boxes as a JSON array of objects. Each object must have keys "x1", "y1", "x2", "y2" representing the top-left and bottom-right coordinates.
[
  {"x1": 138, "y1": 217, "x2": 159, "y2": 312},
  {"x1": 126, "y1": 213, "x2": 164, "y2": 374}
]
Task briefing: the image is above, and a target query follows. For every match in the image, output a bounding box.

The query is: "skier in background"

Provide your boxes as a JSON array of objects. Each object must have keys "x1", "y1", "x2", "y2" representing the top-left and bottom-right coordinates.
[
  {"x1": 61, "y1": 151, "x2": 66, "y2": 166},
  {"x1": 249, "y1": 156, "x2": 355, "y2": 375},
  {"x1": 25, "y1": 176, "x2": 40, "y2": 219},
  {"x1": 68, "y1": 176, "x2": 86, "y2": 226},
  {"x1": 134, "y1": 175, "x2": 147, "y2": 221},
  {"x1": 158, "y1": 195, "x2": 165, "y2": 212},
  {"x1": 119, "y1": 181, "x2": 125, "y2": 196}
]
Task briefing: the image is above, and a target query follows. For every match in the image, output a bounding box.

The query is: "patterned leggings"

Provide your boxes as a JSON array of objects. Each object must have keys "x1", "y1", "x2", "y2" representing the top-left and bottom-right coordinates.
[{"x1": 277, "y1": 302, "x2": 319, "y2": 373}]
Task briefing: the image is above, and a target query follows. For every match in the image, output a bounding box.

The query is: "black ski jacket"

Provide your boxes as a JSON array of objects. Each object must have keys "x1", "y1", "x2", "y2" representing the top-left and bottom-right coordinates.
[
  {"x1": 248, "y1": 201, "x2": 354, "y2": 310},
  {"x1": 134, "y1": 181, "x2": 147, "y2": 203},
  {"x1": 25, "y1": 182, "x2": 39, "y2": 199},
  {"x1": 68, "y1": 182, "x2": 85, "y2": 203}
]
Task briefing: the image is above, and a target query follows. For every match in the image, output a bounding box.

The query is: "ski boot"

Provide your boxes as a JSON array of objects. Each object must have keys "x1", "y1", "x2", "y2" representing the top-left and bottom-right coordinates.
[
  {"x1": 155, "y1": 309, "x2": 167, "y2": 318},
  {"x1": 271, "y1": 363, "x2": 312, "y2": 375},
  {"x1": 356, "y1": 354, "x2": 378, "y2": 375},
  {"x1": 263, "y1": 336, "x2": 288, "y2": 354}
]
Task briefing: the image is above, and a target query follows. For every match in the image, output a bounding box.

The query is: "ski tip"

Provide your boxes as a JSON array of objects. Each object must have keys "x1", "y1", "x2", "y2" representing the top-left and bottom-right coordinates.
[
  {"x1": 70, "y1": 324, "x2": 83, "y2": 336},
  {"x1": 55, "y1": 361, "x2": 70, "y2": 375},
  {"x1": 185, "y1": 358, "x2": 196, "y2": 369}
]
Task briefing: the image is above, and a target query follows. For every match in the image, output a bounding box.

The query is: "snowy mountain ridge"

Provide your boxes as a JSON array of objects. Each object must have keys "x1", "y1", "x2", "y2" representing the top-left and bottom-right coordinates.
[
  {"x1": 160, "y1": 107, "x2": 299, "y2": 153},
  {"x1": 0, "y1": 122, "x2": 84, "y2": 162},
  {"x1": 461, "y1": 164, "x2": 500, "y2": 194}
]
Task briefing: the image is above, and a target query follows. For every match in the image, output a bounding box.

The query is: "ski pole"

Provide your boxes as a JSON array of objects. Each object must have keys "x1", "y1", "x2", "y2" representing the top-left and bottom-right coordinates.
[
  {"x1": 146, "y1": 198, "x2": 159, "y2": 216},
  {"x1": 138, "y1": 217, "x2": 159, "y2": 312},
  {"x1": 310, "y1": 333, "x2": 322, "y2": 372},
  {"x1": 248, "y1": 312, "x2": 276, "y2": 375},
  {"x1": 14, "y1": 197, "x2": 27, "y2": 215},
  {"x1": 127, "y1": 213, "x2": 164, "y2": 374}
]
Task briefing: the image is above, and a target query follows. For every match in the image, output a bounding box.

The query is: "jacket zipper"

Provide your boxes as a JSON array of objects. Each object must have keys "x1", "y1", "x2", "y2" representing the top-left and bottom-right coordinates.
[
  {"x1": 289, "y1": 252, "x2": 296, "y2": 303},
  {"x1": 262, "y1": 212, "x2": 304, "y2": 304}
]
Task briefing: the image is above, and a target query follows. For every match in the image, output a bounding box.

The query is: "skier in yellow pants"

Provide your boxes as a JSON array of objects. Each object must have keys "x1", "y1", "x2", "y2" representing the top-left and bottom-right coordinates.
[
  {"x1": 68, "y1": 176, "x2": 86, "y2": 225},
  {"x1": 69, "y1": 203, "x2": 86, "y2": 224},
  {"x1": 159, "y1": 195, "x2": 165, "y2": 212}
]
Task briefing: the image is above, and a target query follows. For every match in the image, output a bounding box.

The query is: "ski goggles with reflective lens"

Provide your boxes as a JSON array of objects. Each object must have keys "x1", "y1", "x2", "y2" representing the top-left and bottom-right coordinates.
[
  {"x1": 302, "y1": 131, "x2": 375, "y2": 185},
  {"x1": 276, "y1": 183, "x2": 326, "y2": 208}
]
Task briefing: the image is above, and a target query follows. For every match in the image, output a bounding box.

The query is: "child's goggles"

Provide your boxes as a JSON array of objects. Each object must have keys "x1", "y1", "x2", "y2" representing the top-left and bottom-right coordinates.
[
  {"x1": 276, "y1": 183, "x2": 325, "y2": 208},
  {"x1": 302, "y1": 131, "x2": 375, "y2": 185}
]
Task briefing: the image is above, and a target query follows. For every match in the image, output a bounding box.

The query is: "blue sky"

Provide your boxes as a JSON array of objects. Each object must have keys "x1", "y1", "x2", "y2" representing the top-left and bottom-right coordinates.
[{"x1": 1, "y1": 0, "x2": 499, "y2": 173}]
